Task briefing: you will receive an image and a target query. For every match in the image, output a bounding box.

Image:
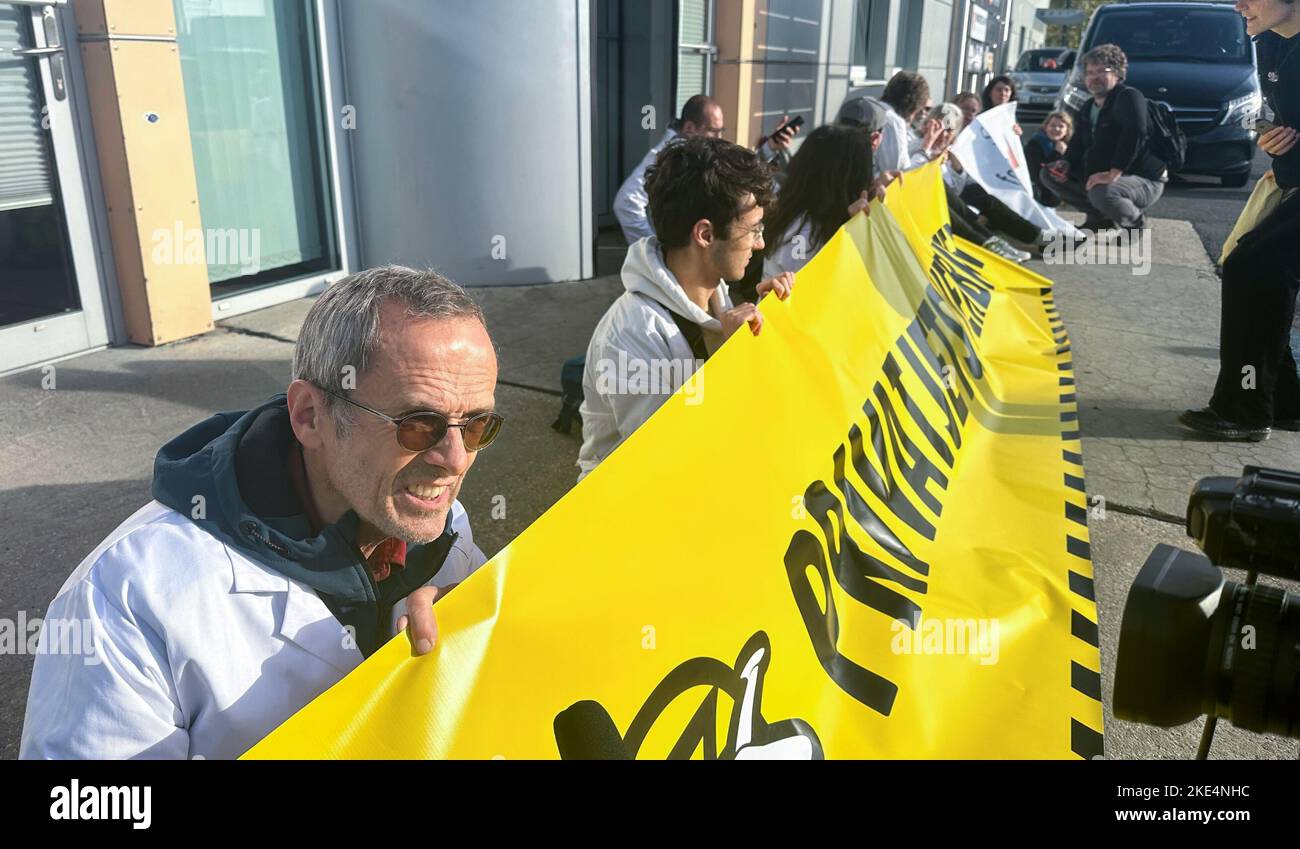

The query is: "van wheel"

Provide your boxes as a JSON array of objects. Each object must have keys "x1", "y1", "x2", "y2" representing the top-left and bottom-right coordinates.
[{"x1": 1221, "y1": 173, "x2": 1249, "y2": 188}]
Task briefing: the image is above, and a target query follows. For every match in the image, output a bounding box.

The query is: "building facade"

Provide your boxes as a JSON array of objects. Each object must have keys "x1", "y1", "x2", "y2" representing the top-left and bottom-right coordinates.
[{"x1": 1, "y1": 0, "x2": 1046, "y2": 375}]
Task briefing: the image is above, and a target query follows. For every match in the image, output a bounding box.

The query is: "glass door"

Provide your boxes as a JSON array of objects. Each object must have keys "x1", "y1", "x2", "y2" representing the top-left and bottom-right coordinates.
[{"x1": 0, "y1": 0, "x2": 111, "y2": 372}]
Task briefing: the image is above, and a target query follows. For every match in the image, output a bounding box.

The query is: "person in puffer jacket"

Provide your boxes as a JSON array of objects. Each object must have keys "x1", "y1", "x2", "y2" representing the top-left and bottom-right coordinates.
[{"x1": 577, "y1": 137, "x2": 794, "y2": 480}]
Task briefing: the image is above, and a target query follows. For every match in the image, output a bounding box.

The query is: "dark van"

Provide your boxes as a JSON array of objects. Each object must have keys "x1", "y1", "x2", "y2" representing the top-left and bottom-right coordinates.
[{"x1": 1056, "y1": 2, "x2": 1260, "y2": 186}]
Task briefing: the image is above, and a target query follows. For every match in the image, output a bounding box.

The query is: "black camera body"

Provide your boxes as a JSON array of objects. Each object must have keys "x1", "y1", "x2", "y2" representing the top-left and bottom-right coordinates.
[{"x1": 1114, "y1": 466, "x2": 1300, "y2": 742}]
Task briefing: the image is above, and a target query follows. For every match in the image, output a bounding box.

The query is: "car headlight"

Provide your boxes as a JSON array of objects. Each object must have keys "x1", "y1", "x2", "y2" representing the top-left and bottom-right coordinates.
[
  {"x1": 1060, "y1": 81, "x2": 1089, "y2": 111},
  {"x1": 1223, "y1": 91, "x2": 1261, "y2": 128},
  {"x1": 1056, "y1": 69, "x2": 1088, "y2": 112}
]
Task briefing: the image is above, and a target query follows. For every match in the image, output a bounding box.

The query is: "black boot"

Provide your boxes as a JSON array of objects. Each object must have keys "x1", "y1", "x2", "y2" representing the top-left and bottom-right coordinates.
[{"x1": 1178, "y1": 408, "x2": 1271, "y2": 442}]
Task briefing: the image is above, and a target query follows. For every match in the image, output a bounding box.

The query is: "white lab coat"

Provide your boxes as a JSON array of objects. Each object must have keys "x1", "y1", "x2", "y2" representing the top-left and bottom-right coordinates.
[
  {"x1": 19, "y1": 499, "x2": 485, "y2": 760},
  {"x1": 612, "y1": 128, "x2": 679, "y2": 244},
  {"x1": 576, "y1": 236, "x2": 731, "y2": 480},
  {"x1": 875, "y1": 104, "x2": 915, "y2": 178}
]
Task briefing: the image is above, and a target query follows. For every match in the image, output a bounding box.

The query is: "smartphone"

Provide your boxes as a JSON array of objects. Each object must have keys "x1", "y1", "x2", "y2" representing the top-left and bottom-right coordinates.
[
  {"x1": 1254, "y1": 119, "x2": 1277, "y2": 134},
  {"x1": 770, "y1": 115, "x2": 805, "y2": 138}
]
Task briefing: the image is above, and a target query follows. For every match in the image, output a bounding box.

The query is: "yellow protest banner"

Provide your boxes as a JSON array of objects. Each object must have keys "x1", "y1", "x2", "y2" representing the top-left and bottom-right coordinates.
[{"x1": 245, "y1": 160, "x2": 1102, "y2": 760}]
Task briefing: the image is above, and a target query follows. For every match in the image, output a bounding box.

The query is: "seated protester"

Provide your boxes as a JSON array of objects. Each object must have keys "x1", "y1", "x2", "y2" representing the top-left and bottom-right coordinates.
[
  {"x1": 1027, "y1": 111, "x2": 1074, "y2": 207},
  {"x1": 875, "y1": 71, "x2": 932, "y2": 177},
  {"x1": 981, "y1": 74, "x2": 1024, "y2": 137},
  {"x1": 763, "y1": 124, "x2": 875, "y2": 278},
  {"x1": 1040, "y1": 43, "x2": 1167, "y2": 231},
  {"x1": 835, "y1": 94, "x2": 889, "y2": 151},
  {"x1": 577, "y1": 137, "x2": 793, "y2": 480},
  {"x1": 21, "y1": 267, "x2": 498, "y2": 759},
  {"x1": 955, "y1": 91, "x2": 981, "y2": 129},
  {"x1": 613, "y1": 95, "x2": 798, "y2": 244},
  {"x1": 920, "y1": 102, "x2": 1037, "y2": 263}
]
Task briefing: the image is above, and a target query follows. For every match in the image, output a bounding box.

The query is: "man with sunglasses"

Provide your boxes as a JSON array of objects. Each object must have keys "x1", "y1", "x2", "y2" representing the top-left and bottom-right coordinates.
[
  {"x1": 578, "y1": 136, "x2": 793, "y2": 480},
  {"x1": 21, "y1": 267, "x2": 501, "y2": 759}
]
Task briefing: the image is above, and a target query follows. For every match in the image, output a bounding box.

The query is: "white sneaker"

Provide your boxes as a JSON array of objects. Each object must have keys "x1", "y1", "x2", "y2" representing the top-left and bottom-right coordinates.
[{"x1": 982, "y1": 236, "x2": 1029, "y2": 263}]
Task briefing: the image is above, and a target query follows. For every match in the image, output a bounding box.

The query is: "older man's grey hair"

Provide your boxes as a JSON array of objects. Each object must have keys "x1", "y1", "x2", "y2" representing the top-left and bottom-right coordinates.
[{"x1": 292, "y1": 265, "x2": 487, "y2": 432}]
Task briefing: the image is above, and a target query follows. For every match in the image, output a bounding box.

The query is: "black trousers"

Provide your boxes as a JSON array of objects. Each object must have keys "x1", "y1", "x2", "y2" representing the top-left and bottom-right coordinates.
[
  {"x1": 945, "y1": 184, "x2": 994, "y2": 244},
  {"x1": 1209, "y1": 188, "x2": 1300, "y2": 425},
  {"x1": 959, "y1": 182, "x2": 1042, "y2": 244}
]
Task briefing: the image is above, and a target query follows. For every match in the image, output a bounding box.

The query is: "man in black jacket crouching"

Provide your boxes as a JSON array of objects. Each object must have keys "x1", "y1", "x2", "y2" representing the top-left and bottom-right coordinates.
[{"x1": 1041, "y1": 43, "x2": 1167, "y2": 230}]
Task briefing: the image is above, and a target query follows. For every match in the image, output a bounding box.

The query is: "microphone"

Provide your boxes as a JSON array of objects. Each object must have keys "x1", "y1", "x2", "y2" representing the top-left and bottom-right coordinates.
[{"x1": 553, "y1": 700, "x2": 631, "y2": 760}]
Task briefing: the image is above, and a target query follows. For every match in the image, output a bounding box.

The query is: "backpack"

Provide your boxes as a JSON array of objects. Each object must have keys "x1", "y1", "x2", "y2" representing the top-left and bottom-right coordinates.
[
  {"x1": 551, "y1": 354, "x2": 586, "y2": 434},
  {"x1": 1146, "y1": 99, "x2": 1186, "y2": 173}
]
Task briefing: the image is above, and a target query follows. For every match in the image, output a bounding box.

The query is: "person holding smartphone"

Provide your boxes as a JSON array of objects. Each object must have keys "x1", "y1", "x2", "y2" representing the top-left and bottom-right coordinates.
[{"x1": 1181, "y1": 0, "x2": 1300, "y2": 441}]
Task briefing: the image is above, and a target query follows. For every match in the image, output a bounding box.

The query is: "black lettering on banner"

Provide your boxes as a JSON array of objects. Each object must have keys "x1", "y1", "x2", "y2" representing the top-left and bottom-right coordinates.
[
  {"x1": 880, "y1": 353, "x2": 955, "y2": 467},
  {"x1": 915, "y1": 299, "x2": 976, "y2": 398},
  {"x1": 924, "y1": 287, "x2": 985, "y2": 381},
  {"x1": 897, "y1": 326, "x2": 965, "y2": 451},
  {"x1": 780, "y1": 226, "x2": 1011, "y2": 718},
  {"x1": 929, "y1": 232, "x2": 993, "y2": 335},
  {"x1": 865, "y1": 387, "x2": 948, "y2": 515},
  {"x1": 784, "y1": 529, "x2": 901, "y2": 715},
  {"x1": 846, "y1": 424, "x2": 936, "y2": 541},
  {"x1": 803, "y1": 473, "x2": 928, "y2": 621}
]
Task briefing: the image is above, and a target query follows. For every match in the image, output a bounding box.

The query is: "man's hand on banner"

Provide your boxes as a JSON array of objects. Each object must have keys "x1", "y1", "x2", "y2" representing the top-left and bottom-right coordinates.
[
  {"x1": 848, "y1": 189, "x2": 872, "y2": 218},
  {"x1": 1085, "y1": 168, "x2": 1122, "y2": 191},
  {"x1": 721, "y1": 302, "x2": 764, "y2": 338},
  {"x1": 871, "y1": 169, "x2": 903, "y2": 201},
  {"x1": 757, "y1": 271, "x2": 795, "y2": 302},
  {"x1": 396, "y1": 585, "x2": 440, "y2": 656},
  {"x1": 1012, "y1": 123, "x2": 1023, "y2": 136}
]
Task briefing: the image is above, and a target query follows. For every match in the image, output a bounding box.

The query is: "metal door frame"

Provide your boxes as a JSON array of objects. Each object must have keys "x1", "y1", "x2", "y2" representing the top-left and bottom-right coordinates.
[{"x1": 0, "y1": 0, "x2": 118, "y2": 376}]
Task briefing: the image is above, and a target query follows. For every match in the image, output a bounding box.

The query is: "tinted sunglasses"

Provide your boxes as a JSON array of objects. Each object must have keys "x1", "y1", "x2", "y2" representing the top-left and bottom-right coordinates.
[{"x1": 318, "y1": 387, "x2": 504, "y2": 452}]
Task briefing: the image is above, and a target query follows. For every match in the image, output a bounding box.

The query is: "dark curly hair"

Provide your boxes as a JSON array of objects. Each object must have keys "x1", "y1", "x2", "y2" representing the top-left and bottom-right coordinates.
[
  {"x1": 981, "y1": 75, "x2": 1018, "y2": 111},
  {"x1": 645, "y1": 136, "x2": 775, "y2": 250},
  {"x1": 764, "y1": 125, "x2": 873, "y2": 260},
  {"x1": 1080, "y1": 43, "x2": 1128, "y2": 81}
]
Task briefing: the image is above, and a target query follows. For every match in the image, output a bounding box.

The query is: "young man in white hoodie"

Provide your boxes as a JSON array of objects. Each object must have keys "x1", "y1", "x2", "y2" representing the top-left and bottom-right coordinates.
[{"x1": 577, "y1": 136, "x2": 793, "y2": 480}]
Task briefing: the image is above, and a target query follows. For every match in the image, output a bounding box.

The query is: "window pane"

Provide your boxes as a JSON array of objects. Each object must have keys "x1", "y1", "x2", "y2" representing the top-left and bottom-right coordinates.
[
  {"x1": 677, "y1": 52, "x2": 707, "y2": 116},
  {"x1": 174, "y1": 0, "x2": 338, "y2": 292},
  {"x1": 680, "y1": 0, "x2": 708, "y2": 45}
]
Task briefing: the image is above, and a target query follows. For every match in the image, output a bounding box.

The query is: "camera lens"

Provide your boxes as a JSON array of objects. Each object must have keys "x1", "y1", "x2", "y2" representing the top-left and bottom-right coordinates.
[{"x1": 1114, "y1": 544, "x2": 1300, "y2": 739}]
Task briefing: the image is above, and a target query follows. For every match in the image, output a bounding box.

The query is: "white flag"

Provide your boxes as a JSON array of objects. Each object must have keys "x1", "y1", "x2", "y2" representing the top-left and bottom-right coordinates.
[{"x1": 950, "y1": 103, "x2": 1079, "y2": 239}]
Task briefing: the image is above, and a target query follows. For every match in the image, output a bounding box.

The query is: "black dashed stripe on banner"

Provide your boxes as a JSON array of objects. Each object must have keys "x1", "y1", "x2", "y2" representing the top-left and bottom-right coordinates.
[
  {"x1": 1072, "y1": 610, "x2": 1100, "y2": 647},
  {"x1": 1050, "y1": 293, "x2": 1102, "y2": 758},
  {"x1": 1071, "y1": 661, "x2": 1102, "y2": 700},
  {"x1": 1069, "y1": 570, "x2": 1096, "y2": 601},
  {"x1": 1072, "y1": 718, "x2": 1104, "y2": 759}
]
